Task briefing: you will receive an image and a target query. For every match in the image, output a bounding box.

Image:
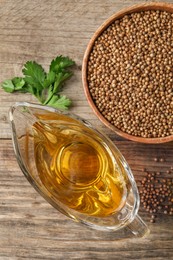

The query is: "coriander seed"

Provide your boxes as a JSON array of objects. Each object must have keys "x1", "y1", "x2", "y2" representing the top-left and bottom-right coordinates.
[{"x1": 87, "y1": 10, "x2": 173, "y2": 138}]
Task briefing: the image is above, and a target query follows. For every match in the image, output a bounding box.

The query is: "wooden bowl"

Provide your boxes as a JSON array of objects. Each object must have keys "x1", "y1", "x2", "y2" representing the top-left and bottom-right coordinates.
[{"x1": 82, "y1": 2, "x2": 173, "y2": 144}]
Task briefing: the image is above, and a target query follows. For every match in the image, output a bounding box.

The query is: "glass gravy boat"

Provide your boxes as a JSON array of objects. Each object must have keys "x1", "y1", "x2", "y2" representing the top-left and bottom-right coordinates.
[{"x1": 9, "y1": 102, "x2": 149, "y2": 237}]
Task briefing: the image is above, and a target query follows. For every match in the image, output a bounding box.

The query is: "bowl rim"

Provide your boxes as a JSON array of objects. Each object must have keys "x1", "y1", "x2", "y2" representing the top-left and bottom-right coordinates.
[{"x1": 82, "y1": 2, "x2": 173, "y2": 144}]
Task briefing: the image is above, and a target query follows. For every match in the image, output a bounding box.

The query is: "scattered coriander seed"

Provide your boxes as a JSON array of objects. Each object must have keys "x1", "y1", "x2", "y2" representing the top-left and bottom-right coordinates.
[
  {"x1": 160, "y1": 158, "x2": 165, "y2": 162},
  {"x1": 138, "y1": 165, "x2": 173, "y2": 223},
  {"x1": 154, "y1": 158, "x2": 159, "y2": 162},
  {"x1": 150, "y1": 219, "x2": 155, "y2": 223}
]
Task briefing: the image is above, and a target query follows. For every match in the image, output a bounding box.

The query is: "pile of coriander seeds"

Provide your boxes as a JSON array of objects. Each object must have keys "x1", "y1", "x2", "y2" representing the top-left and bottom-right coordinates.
[
  {"x1": 87, "y1": 10, "x2": 173, "y2": 138},
  {"x1": 138, "y1": 160, "x2": 173, "y2": 223}
]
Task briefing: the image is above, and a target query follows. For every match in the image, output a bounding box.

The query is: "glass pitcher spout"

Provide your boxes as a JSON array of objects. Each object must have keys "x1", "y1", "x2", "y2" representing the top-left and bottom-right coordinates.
[{"x1": 9, "y1": 102, "x2": 149, "y2": 238}]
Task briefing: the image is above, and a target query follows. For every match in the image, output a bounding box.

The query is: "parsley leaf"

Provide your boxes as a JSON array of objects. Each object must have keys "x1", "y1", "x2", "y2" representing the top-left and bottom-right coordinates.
[
  {"x1": 50, "y1": 56, "x2": 75, "y2": 73},
  {"x1": 43, "y1": 71, "x2": 55, "y2": 88},
  {"x1": 1, "y1": 77, "x2": 26, "y2": 93},
  {"x1": 1, "y1": 56, "x2": 75, "y2": 110},
  {"x1": 53, "y1": 71, "x2": 73, "y2": 93},
  {"x1": 2, "y1": 79, "x2": 15, "y2": 93},
  {"x1": 12, "y1": 77, "x2": 26, "y2": 90},
  {"x1": 46, "y1": 94, "x2": 72, "y2": 110},
  {"x1": 22, "y1": 61, "x2": 46, "y2": 91}
]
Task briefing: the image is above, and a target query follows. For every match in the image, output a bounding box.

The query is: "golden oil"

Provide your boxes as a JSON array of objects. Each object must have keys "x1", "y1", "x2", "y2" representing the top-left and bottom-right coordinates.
[{"x1": 33, "y1": 113, "x2": 127, "y2": 217}]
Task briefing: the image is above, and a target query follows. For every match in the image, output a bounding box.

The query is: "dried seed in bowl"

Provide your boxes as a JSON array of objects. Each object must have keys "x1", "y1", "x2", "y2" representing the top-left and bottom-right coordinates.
[{"x1": 87, "y1": 10, "x2": 173, "y2": 138}]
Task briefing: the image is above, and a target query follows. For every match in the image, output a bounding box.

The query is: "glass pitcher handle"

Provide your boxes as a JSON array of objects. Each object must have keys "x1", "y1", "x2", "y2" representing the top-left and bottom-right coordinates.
[{"x1": 127, "y1": 214, "x2": 150, "y2": 238}]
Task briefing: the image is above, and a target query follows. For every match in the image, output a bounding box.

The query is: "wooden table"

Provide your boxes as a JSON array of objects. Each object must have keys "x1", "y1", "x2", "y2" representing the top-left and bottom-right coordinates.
[{"x1": 0, "y1": 0, "x2": 173, "y2": 259}]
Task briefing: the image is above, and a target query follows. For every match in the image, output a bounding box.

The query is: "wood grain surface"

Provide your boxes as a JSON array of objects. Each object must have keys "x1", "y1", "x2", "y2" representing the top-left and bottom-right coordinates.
[{"x1": 0, "y1": 0, "x2": 173, "y2": 259}]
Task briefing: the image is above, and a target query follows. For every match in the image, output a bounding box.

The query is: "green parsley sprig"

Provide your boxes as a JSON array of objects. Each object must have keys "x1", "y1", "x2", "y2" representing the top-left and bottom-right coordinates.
[{"x1": 1, "y1": 56, "x2": 75, "y2": 110}]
